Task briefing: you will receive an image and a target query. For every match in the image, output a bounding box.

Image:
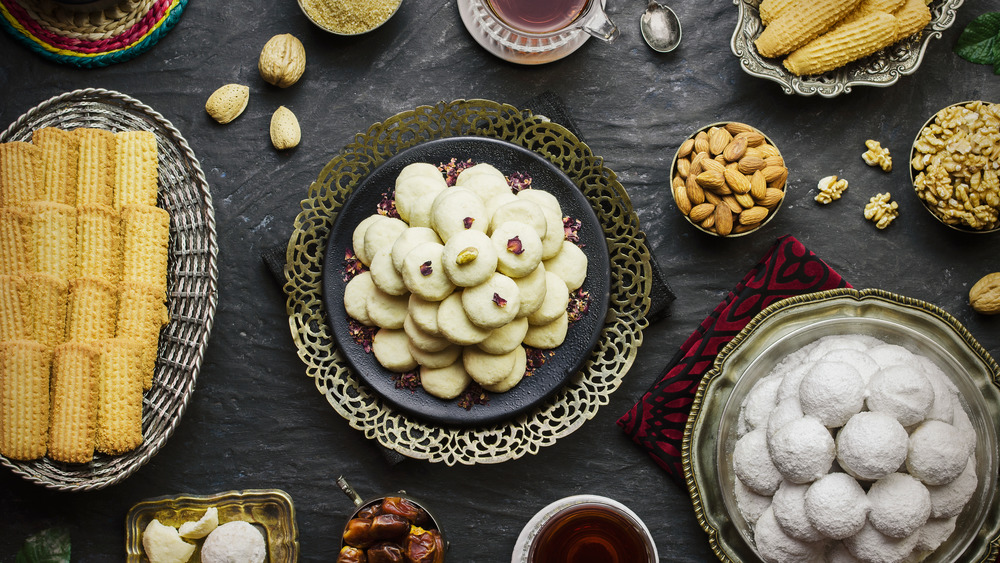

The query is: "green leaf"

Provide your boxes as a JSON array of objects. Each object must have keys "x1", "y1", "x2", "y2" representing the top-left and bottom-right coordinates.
[
  {"x1": 14, "y1": 528, "x2": 71, "y2": 563},
  {"x1": 954, "y1": 12, "x2": 1000, "y2": 65}
]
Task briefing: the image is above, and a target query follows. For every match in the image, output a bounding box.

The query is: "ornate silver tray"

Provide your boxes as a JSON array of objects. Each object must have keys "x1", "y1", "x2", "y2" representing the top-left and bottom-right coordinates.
[
  {"x1": 285, "y1": 99, "x2": 652, "y2": 465},
  {"x1": 731, "y1": 0, "x2": 964, "y2": 97},
  {"x1": 0, "y1": 88, "x2": 219, "y2": 491}
]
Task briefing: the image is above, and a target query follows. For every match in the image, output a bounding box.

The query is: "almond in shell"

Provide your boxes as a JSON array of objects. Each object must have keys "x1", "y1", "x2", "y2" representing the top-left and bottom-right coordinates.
[
  {"x1": 205, "y1": 83, "x2": 249, "y2": 124},
  {"x1": 270, "y1": 105, "x2": 301, "y2": 150}
]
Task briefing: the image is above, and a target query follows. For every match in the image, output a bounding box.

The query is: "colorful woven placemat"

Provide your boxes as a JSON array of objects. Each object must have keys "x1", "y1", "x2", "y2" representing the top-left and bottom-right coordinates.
[{"x1": 0, "y1": 0, "x2": 187, "y2": 68}]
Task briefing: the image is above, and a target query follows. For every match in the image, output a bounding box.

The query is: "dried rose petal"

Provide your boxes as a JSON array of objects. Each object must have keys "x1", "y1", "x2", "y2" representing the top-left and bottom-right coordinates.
[
  {"x1": 420, "y1": 261, "x2": 433, "y2": 276},
  {"x1": 463, "y1": 217, "x2": 475, "y2": 229},
  {"x1": 506, "y1": 236, "x2": 524, "y2": 255},
  {"x1": 508, "y1": 171, "x2": 533, "y2": 193},
  {"x1": 492, "y1": 293, "x2": 507, "y2": 308}
]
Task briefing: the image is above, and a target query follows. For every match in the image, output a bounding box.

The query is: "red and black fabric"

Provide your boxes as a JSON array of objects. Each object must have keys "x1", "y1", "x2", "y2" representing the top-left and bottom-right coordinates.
[{"x1": 617, "y1": 234, "x2": 851, "y2": 484}]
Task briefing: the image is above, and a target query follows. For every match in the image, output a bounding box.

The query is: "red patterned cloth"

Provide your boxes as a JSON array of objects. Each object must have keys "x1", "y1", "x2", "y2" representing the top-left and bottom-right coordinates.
[{"x1": 617, "y1": 235, "x2": 851, "y2": 483}]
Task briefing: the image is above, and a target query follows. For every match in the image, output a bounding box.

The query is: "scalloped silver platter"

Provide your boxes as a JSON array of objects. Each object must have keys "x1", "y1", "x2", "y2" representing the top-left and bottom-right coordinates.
[
  {"x1": 0, "y1": 89, "x2": 219, "y2": 491},
  {"x1": 683, "y1": 289, "x2": 1000, "y2": 563},
  {"x1": 731, "y1": 0, "x2": 964, "y2": 97}
]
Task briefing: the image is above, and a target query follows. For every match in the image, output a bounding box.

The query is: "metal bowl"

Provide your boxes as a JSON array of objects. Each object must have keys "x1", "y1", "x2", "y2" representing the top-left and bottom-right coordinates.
[
  {"x1": 730, "y1": 0, "x2": 964, "y2": 97},
  {"x1": 336, "y1": 476, "x2": 447, "y2": 555},
  {"x1": 297, "y1": 0, "x2": 402, "y2": 36},
  {"x1": 683, "y1": 288, "x2": 1000, "y2": 563}
]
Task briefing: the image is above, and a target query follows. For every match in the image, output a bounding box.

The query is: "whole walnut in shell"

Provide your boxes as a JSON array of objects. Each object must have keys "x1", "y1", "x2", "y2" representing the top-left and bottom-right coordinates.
[
  {"x1": 970, "y1": 272, "x2": 1000, "y2": 315},
  {"x1": 259, "y1": 33, "x2": 306, "y2": 88}
]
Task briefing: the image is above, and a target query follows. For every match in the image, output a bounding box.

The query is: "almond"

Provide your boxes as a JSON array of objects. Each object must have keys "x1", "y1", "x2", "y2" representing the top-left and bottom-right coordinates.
[
  {"x1": 764, "y1": 155, "x2": 785, "y2": 168},
  {"x1": 768, "y1": 167, "x2": 789, "y2": 190},
  {"x1": 715, "y1": 204, "x2": 733, "y2": 236},
  {"x1": 700, "y1": 214, "x2": 716, "y2": 229},
  {"x1": 723, "y1": 136, "x2": 748, "y2": 162},
  {"x1": 709, "y1": 127, "x2": 733, "y2": 156},
  {"x1": 676, "y1": 157, "x2": 690, "y2": 179},
  {"x1": 672, "y1": 175, "x2": 685, "y2": 190},
  {"x1": 701, "y1": 158, "x2": 726, "y2": 176},
  {"x1": 970, "y1": 272, "x2": 1000, "y2": 314},
  {"x1": 704, "y1": 190, "x2": 723, "y2": 206},
  {"x1": 696, "y1": 170, "x2": 726, "y2": 190},
  {"x1": 694, "y1": 131, "x2": 710, "y2": 155},
  {"x1": 759, "y1": 188, "x2": 785, "y2": 208},
  {"x1": 674, "y1": 181, "x2": 692, "y2": 214},
  {"x1": 725, "y1": 122, "x2": 756, "y2": 136},
  {"x1": 678, "y1": 138, "x2": 695, "y2": 159},
  {"x1": 689, "y1": 152, "x2": 707, "y2": 177},
  {"x1": 689, "y1": 203, "x2": 715, "y2": 223},
  {"x1": 738, "y1": 156, "x2": 766, "y2": 175},
  {"x1": 270, "y1": 105, "x2": 301, "y2": 150},
  {"x1": 737, "y1": 131, "x2": 766, "y2": 147},
  {"x1": 205, "y1": 83, "x2": 249, "y2": 124},
  {"x1": 686, "y1": 180, "x2": 706, "y2": 205},
  {"x1": 758, "y1": 143, "x2": 781, "y2": 158},
  {"x1": 763, "y1": 165, "x2": 787, "y2": 183},
  {"x1": 739, "y1": 206, "x2": 769, "y2": 225},
  {"x1": 721, "y1": 195, "x2": 743, "y2": 214},
  {"x1": 724, "y1": 169, "x2": 752, "y2": 194},
  {"x1": 734, "y1": 192, "x2": 755, "y2": 209},
  {"x1": 750, "y1": 170, "x2": 768, "y2": 200}
]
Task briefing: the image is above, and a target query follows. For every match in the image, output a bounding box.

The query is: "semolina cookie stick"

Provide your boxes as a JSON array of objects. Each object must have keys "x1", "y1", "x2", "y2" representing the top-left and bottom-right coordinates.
[
  {"x1": 114, "y1": 131, "x2": 158, "y2": 209},
  {"x1": 67, "y1": 277, "x2": 118, "y2": 343},
  {"x1": 892, "y1": 0, "x2": 931, "y2": 40},
  {"x1": 94, "y1": 338, "x2": 143, "y2": 455},
  {"x1": 0, "y1": 142, "x2": 42, "y2": 206},
  {"x1": 0, "y1": 340, "x2": 51, "y2": 461},
  {"x1": 121, "y1": 204, "x2": 170, "y2": 294},
  {"x1": 783, "y1": 12, "x2": 899, "y2": 76},
  {"x1": 0, "y1": 206, "x2": 32, "y2": 275},
  {"x1": 839, "y1": 0, "x2": 906, "y2": 27},
  {"x1": 48, "y1": 341, "x2": 100, "y2": 464},
  {"x1": 0, "y1": 275, "x2": 30, "y2": 341},
  {"x1": 755, "y1": 0, "x2": 863, "y2": 57},
  {"x1": 116, "y1": 282, "x2": 168, "y2": 390},
  {"x1": 759, "y1": 0, "x2": 796, "y2": 27},
  {"x1": 75, "y1": 128, "x2": 116, "y2": 208},
  {"x1": 26, "y1": 273, "x2": 69, "y2": 350},
  {"x1": 77, "y1": 204, "x2": 122, "y2": 284},
  {"x1": 33, "y1": 127, "x2": 80, "y2": 206},
  {"x1": 27, "y1": 201, "x2": 78, "y2": 281}
]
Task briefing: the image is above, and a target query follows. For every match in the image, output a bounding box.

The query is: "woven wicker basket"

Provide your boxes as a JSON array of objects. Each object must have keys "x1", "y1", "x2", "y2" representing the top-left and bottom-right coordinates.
[{"x1": 0, "y1": 88, "x2": 218, "y2": 491}]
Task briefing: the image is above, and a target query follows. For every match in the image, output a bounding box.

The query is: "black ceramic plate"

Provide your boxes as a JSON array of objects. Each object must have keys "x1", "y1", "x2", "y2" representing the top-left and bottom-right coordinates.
[{"x1": 322, "y1": 137, "x2": 610, "y2": 427}]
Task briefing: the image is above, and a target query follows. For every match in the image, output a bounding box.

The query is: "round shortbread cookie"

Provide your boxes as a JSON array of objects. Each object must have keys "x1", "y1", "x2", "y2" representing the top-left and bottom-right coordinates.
[
  {"x1": 430, "y1": 188, "x2": 488, "y2": 242},
  {"x1": 516, "y1": 188, "x2": 562, "y2": 215},
  {"x1": 461, "y1": 272, "x2": 521, "y2": 329},
  {"x1": 522, "y1": 311, "x2": 569, "y2": 349},
  {"x1": 373, "y1": 329, "x2": 418, "y2": 372},
  {"x1": 352, "y1": 214, "x2": 386, "y2": 266},
  {"x1": 396, "y1": 162, "x2": 442, "y2": 187},
  {"x1": 409, "y1": 342, "x2": 462, "y2": 369},
  {"x1": 403, "y1": 314, "x2": 451, "y2": 353},
  {"x1": 463, "y1": 346, "x2": 518, "y2": 386},
  {"x1": 482, "y1": 345, "x2": 527, "y2": 393},
  {"x1": 516, "y1": 191, "x2": 564, "y2": 259},
  {"x1": 343, "y1": 271, "x2": 376, "y2": 326},
  {"x1": 513, "y1": 264, "x2": 547, "y2": 318},
  {"x1": 395, "y1": 175, "x2": 447, "y2": 226},
  {"x1": 457, "y1": 171, "x2": 510, "y2": 206},
  {"x1": 527, "y1": 271, "x2": 570, "y2": 326},
  {"x1": 477, "y1": 316, "x2": 529, "y2": 355},
  {"x1": 408, "y1": 294, "x2": 441, "y2": 335},
  {"x1": 491, "y1": 221, "x2": 543, "y2": 278},
  {"x1": 456, "y1": 162, "x2": 506, "y2": 186},
  {"x1": 544, "y1": 240, "x2": 588, "y2": 291},
  {"x1": 437, "y1": 292, "x2": 492, "y2": 346},
  {"x1": 420, "y1": 362, "x2": 472, "y2": 400},
  {"x1": 366, "y1": 287, "x2": 409, "y2": 329},
  {"x1": 401, "y1": 242, "x2": 455, "y2": 302},
  {"x1": 490, "y1": 199, "x2": 547, "y2": 240},
  {"x1": 369, "y1": 245, "x2": 407, "y2": 296},
  {"x1": 391, "y1": 227, "x2": 441, "y2": 273},
  {"x1": 485, "y1": 192, "x2": 517, "y2": 226},
  {"x1": 441, "y1": 230, "x2": 498, "y2": 288},
  {"x1": 363, "y1": 216, "x2": 408, "y2": 267}
]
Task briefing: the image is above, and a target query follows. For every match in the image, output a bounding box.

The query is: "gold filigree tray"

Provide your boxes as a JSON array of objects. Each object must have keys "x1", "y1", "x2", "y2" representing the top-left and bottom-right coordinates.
[{"x1": 284, "y1": 99, "x2": 652, "y2": 465}]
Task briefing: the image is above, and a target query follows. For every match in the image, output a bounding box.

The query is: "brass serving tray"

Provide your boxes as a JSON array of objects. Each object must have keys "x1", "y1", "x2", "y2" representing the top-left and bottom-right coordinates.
[
  {"x1": 124, "y1": 489, "x2": 298, "y2": 562},
  {"x1": 683, "y1": 288, "x2": 1000, "y2": 563}
]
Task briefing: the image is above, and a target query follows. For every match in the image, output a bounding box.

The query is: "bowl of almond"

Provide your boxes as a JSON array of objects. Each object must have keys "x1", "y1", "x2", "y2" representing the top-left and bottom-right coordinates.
[{"x1": 669, "y1": 122, "x2": 788, "y2": 237}]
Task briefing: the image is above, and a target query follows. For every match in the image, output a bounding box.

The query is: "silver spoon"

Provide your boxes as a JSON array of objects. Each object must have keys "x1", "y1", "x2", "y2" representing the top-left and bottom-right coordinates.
[{"x1": 640, "y1": 0, "x2": 682, "y2": 53}]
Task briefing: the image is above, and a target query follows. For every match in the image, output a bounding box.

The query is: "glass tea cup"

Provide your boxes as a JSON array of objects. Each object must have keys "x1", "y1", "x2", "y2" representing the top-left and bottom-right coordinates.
[{"x1": 458, "y1": 0, "x2": 619, "y2": 65}]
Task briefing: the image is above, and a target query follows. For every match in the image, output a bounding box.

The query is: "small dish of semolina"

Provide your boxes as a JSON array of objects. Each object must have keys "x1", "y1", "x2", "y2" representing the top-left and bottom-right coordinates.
[{"x1": 298, "y1": 0, "x2": 402, "y2": 35}]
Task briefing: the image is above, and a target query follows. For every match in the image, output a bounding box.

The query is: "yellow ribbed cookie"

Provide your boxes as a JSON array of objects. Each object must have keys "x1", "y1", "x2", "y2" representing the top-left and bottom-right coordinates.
[{"x1": 784, "y1": 12, "x2": 898, "y2": 76}]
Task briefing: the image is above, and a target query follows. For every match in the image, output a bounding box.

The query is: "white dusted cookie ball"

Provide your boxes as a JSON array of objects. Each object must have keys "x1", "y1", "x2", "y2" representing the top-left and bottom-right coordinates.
[
  {"x1": 200, "y1": 521, "x2": 266, "y2": 563},
  {"x1": 768, "y1": 416, "x2": 835, "y2": 484},
  {"x1": 771, "y1": 481, "x2": 824, "y2": 542},
  {"x1": 753, "y1": 506, "x2": 825, "y2": 563},
  {"x1": 734, "y1": 478, "x2": 772, "y2": 525},
  {"x1": 843, "y1": 521, "x2": 919, "y2": 563},
  {"x1": 907, "y1": 420, "x2": 974, "y2": 486},
  {"x1": 798, "y1": 361, "x2": 865, "y2": 428},
  {"x1": 804, "y1": 472, "x2": 868, "y2": 540},
  {"x1": 867, "y1": 473, "x2": 931, "y2": 539},
  {"x1": 836, "y1": 411, "x2": 909, "y2": 481},
  {"x1": 927, "y1": 457, "x2": 977, "y2": 518},
  {"x1": 866, "y1": 365, "x2": 934, "y2": 427},
  {"x1": 734, "y1": 428, "x2": 783, "y2": 496},
  {"x1": 739, "y1": 374, "x2": 781, "y2": 434}
]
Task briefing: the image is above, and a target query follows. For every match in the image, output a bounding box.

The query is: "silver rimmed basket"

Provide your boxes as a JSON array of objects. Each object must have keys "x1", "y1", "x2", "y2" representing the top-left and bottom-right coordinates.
[{"x1": 0, "y1": 88, "x2": 219, "y2": 491}]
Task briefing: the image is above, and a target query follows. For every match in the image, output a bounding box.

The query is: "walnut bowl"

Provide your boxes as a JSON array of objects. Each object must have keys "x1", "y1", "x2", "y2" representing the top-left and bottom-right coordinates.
[{"x1": 669, "y1": 122, "x2": 787, "y2": 238}]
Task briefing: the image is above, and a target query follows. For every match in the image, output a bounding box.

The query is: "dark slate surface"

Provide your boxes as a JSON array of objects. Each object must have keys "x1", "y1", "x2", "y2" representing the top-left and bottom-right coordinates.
[{"x1": 1, "y1": 1, "x2": 998, "y2": 561}]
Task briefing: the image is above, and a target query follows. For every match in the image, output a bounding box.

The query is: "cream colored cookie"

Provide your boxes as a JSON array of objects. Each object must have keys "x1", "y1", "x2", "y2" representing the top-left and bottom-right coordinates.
[
  {"x1": 462, "y1": 272, "x2": 521, "y2": 329},
  {"x1": 491, "y1": 221, "x2": 543, "y2": 278},
  {"x1": 457, "y1": 171, "x2": 510, "y2": 206},
  {"x1": 544, "y1": 240, "x2": 588, "y2": 291},
  {"x1": 373, "y1": 329, "x2": 418, "y2": 372},
  {"x1": 442, "y1": 230, "x2": 498, "y2": 288},
  {"x1": 484, "y1": 192, "x2": 517, "y2": 225},
  {"x1": 369, "y1": 245, "x2": 407, "y2": 296},
  {"x1": 523, "y1": 311, "x2": 569, "y2": 349},
  {"x1": 395, "y1": 175, "x2": 447, "y2": 227},
  {"x1": 408, "y1": 294, "x2": 441, "y2": 335},
  {"x1": 455, "y1": 162, "x2": 506, "y2": 186},
  {"x1": 363, "y1": 216, "x2": 408, "y2": 268},
  {"x1": 527, "y1": 271, "x2": 570, "y2": 326},
  {"x1": 401, "y1": 241, "x2": 455, "y2": 301},
  {"x1": 430, "y1": 187, "x2": 488, "y2": 242},
  {"x1": 437, "y1": 292, "x2": 491, "y2": 346},
  {"x1": 482, "y1": 345, "x2": 527, "y2": 393},
  {"x1": 367, "y1": 287, "x2": 409, "y2": 329},
  {"x1": 391, "y1": 227, "x2": 441, "y2": 273},
  {"x1": 516, "y1": 188, "x2": 562, "y2": 215},
  {"x1": 403, "y1": 314, "x2": 451, "y2": 353},
  {"x1": 477, "y1": 316, "x2": 529, "y2": 355},
  {"x1": 490, "y1": 199, "x2": 547, "y2": 240},
  {"x1": 518, "y1": 190, "x2": 564, "y2": 259},
  {"x1": 420, "y1": 362, "x2": 472, "y2": 400},
  {"x1": 352, "y1": 214, "x2": 385, "y2": 266},
  {"x1": 513, "y1": 263, "x2": 547, "y2": 318},
  {"x1": 344, "y1": 271, "x2": 376, "y2": 326},
  {"x1": 396, "y1": 162, "x2": 442, "y2": 187},
  {"x1": 463, "y1": 346, "x2": 518, "y2": 386},
  {"x1": 409, "y1": 342, "x2": 461, "y2": 369}
]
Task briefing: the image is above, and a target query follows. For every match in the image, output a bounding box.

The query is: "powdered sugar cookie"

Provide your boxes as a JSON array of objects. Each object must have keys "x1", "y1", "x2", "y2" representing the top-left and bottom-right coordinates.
[
  {"x1": 461, "y1": 272, "x2": 521, "y2": 329},
  {"x1": 522, "y1": 310, "x2": 568, "y2": 349},
  {"x1": 391, "y1": 227, "x2": 441, "y2": 273},
  {"x1": 441, "y1": 230, "x2": 497, "y2": 288},
  {"x1": 907, "y1": 420, "x2": 973, "y2": 486},
  {"x1": 409, "y1": 342, "x2": 461, "y2": 370},
  {"x1": 343, "y1": 271, "x2": 376, "y2": 326},
  {"x1": 395, "y1": 175, "x2": 447, "y2": 227},
  {"x1": 436, "y1": 292, "x2": 491, "y2": 346},
  {"x1": 403, "y1": 314, "x2": 450, "y2": 353},
  {"x1": 463, "y1": 346, "x2": 518, "y2": 386},
  {"x1": 527, "y1": 271, "x2": 569, "y2": 326},
  {"x1": 373, "y1": 329, "x2": 418, "y2": 372},
  {"x1": 512, "y1": 263, "x2": 547, "y2": 318},
  {"x1": 420, "y1": 362, "x2": 472, "y2": 400},
  {"x1": 430, "y1": 187, "x2": 488, "y2": 242},
  {"x1": 352, "y1": 214, "x2": 386, "y2": 266},
  {"x1": 867, "y1": 473, "x2": 931, "y2": 538},
  {"x1": 477, "y1": 316, "x2": 528, "y2": 355},
  {"x1": 401, "y1": 242, "x2": 455, "y2": 301},
  {"x1": 369, "y1": 245, "x2": 407, "y2": 296},
  {"x1": 366, "y1": 287, "x2": 409, "y2": 329},
  {"x1": 363, "y1": 216, "x2": 408, "y2": 266},
  {"x1": 396, "y1": 162, "x2": 443, "y2": 187},
  {"x1": 491, "y1": 221, "x2": 543, "y2": 278},
  {"x1": 490, "y1": 199, "x2": 547, "y2": 240},
  {"x1": 543, "y1": 240, "x2": 588, "y2": 291},
  {"x1": 482, "y1": 345, "x2": 527, "y2": 393}
]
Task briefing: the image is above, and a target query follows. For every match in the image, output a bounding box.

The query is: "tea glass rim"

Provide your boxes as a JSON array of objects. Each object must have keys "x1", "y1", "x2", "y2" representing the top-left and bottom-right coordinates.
[{"x1": 481, "y1": 0, "x2": 606, "y2": 39}]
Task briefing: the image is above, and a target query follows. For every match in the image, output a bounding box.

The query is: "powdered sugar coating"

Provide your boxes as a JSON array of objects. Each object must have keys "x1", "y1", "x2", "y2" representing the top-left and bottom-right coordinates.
[
  {"x1": 734, "y1": 428, "x2": 783, "y2": 495},
  {"x1": 843, "y1": 521, "x2": 919, "y2": 563},
  {"x1": 804, "y1": 472, "x2": 868, "y2": 540},
  {"x1": 734, "y1": 478, "x2": 772, "y2": 524},
  {"x1": 768, "y1": 416, "x2": 835, "y2": 484},
  {"x1": 907, "y1": 420, "x2": 974, "y2": 486},
  {"x1": 927, "y1": 456, "x2": 977, "y2": 518},
  {"x1": 799, "y1": 361, "x2": 865, "y2": 428},
  {"x1": 772, "y1": 481, "x2": 825, "y2": 542},
  {"x1": 915, "y1": 517, "x2": 958, "y2": 553},
  {"x1": 836, "y1": 412, "x2": 909, "y2": 481},
  {"x1": 754, "y1": 506, "x2": 827, "y2": 563},
  {"x1": 866, "y1": 365, "x2": 934, "y2": 427},
  {"x1": 867, "y1": 473, "x2": 931, "y2": 538}
]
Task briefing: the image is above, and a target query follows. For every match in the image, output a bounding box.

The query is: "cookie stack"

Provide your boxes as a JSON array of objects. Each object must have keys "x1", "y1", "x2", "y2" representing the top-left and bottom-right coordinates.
[
  {"x1": 345, "y1": 161, "x2": 588, "y2": 399},
  {"x1": 0, "y1": 127, "x2": 169, "y2": 463}
]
